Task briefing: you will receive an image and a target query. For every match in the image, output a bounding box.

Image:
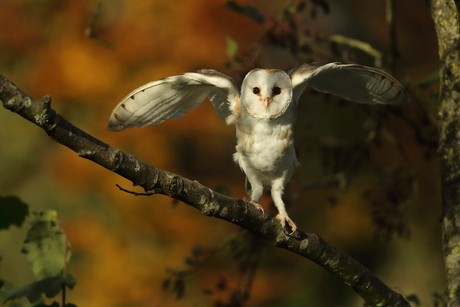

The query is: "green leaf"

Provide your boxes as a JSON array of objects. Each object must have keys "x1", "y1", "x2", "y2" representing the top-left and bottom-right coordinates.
[
  {"x1": 432, "y1": 291, "x2": 447, "y2": 303},
  {"x1": 0, "y1": 274, "x2": 75, "y2": 303},
  {"x1": 184, "y1": 257, "x2": 198, "y2": 266},
  {"x1": 62, "y1": 273, "x2": 77, "y2": 289},
  {"x1": 22, "y1": 211, "x2": 71, "y2": 280},
  {"x1": 0, "y1": 196, "x2": 29, "y2": 230},
  {"x1": 418, "y1": 70, "x2": 440, "y2": 88},
  {"x1": 224, "y1": 1, "x2": 265, "y2": 24},
  {"x1": 0, "y1": 279, "x2": 15, "y2": 300},
  {"x1": 428, "y1": 94, "x2": 440, "y2": 106},
  {"x1": 36, "y1": 301, "x2": 60, "y2": 307},
  {"x1": 406, "y1": 294, "x2": 421, "y2": 306},
  {"x1": 162, "y1": 279, "x2": 170, "y2": 291},
  {"x1": 191, "y1": 246, "x2": 203, "y2": 256},
  {"x1": 225, "y1": 36, "x2": 238, "y2": 61},
  {"x1": 214, "y1": 185, "x2": 231, "y2": 197},
  {"x1": 173, "y1": 278, "x2": 185, "y2": 300}
]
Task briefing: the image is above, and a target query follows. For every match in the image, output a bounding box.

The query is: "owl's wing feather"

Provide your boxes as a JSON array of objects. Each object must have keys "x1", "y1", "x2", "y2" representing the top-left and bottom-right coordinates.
[
  {"x1": 288, "y1": 62, "x2": 409, "y2": 105},
  {"x1": 107, "y1": 70, "x2": 239, "y2": 131}
]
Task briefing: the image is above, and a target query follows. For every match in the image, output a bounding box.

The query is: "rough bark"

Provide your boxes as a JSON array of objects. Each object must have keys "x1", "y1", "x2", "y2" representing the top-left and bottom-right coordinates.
[
  {"x1": 0, "y1": 74, "x2": 411, "y2": 306},
  {"x1": 430, "y1": 1, "x2": 460, "y2": 306}
]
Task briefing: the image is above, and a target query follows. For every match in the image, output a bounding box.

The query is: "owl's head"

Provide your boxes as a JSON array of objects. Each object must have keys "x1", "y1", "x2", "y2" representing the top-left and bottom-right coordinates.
[{"x1": 240, "y1": 69, "x2": 293, "y2": 120}]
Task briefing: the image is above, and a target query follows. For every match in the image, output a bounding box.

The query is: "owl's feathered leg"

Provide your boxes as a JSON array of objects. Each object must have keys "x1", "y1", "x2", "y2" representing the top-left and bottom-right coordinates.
[
  {"x1": 234, "y1": 153, "x2": 265, "y2": 213},
  {"x1": 271, "y1": 179, "x2": 297, "y2": 234},
  {"x1": 245, "y1": 177, "x2": 265, "y2": 213}
]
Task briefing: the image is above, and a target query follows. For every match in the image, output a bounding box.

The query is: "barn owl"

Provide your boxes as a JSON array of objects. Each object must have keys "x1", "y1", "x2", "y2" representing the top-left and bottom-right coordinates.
[{"x1": 107, "y1": 62, "x2": 408, "y2": 234}]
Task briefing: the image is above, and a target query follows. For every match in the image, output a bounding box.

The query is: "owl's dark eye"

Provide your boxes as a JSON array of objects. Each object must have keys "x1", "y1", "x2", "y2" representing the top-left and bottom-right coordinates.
[
  {"x1": 273, "y1": 87, "x2": 281, "y2": 95},
  {"x1": 253, "y1": 87, "x2": 260, "y2": 94}
]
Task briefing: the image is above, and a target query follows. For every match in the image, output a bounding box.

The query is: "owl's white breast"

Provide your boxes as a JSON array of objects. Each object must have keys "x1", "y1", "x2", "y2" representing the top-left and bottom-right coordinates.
[{"x1": 233, "y1": 102, "x2": 298, "y2": 184}]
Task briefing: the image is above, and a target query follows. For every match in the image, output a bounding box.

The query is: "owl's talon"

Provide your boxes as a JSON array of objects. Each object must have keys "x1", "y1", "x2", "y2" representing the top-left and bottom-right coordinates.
[
  {"x1": 250, "y1": 201, "x2": 264, "y2": 214},
  {"x1": 276, "y1": 214, "x2": 297, "y2": 235},
  {"x1": 243, "y1": 198, "x2": 265, "y2": 214}
]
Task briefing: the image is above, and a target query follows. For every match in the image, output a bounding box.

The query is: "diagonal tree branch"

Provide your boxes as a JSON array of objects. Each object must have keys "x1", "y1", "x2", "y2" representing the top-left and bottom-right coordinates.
[{"x1": 0, "y1": 74, "x2": 411, "y2": 307}]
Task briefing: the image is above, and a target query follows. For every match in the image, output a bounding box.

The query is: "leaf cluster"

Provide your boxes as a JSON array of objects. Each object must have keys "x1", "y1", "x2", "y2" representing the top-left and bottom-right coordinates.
[{"x1": 0, "y1": 197, "x2": 76, "y2": 307}]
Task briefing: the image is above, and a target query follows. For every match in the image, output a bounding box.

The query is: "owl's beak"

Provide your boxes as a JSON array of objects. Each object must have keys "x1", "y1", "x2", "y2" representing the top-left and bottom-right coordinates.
[{"x1": 261, "y1": 98, "x2": 271, "y2": 108}]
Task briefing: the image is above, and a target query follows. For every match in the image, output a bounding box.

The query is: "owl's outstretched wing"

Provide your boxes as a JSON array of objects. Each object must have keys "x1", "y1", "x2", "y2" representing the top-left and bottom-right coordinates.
[
  {"x1": 288, "y1": 62, "x2": 409, "y2": 105},
  {"x1": 107, "y1": 70, "x2": 239, "y2": 131}
]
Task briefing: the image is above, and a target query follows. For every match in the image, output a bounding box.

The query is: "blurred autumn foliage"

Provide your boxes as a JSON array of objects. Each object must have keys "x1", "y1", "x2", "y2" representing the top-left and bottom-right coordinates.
[{"x1": 0, "y1": 0, "x2": 445, "y2": 306}]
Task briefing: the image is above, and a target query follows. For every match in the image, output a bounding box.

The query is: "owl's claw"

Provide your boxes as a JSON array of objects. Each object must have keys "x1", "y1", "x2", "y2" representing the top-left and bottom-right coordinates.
[
  {"x1": 244, "y1": 198, "x2": 265, "y2": 214},
  {"x1": 251, "y1": 202, "x2": 265, "y2": 214},
  {"x1": 276, "y1": 213, "x2": 297, "y2": 235}
]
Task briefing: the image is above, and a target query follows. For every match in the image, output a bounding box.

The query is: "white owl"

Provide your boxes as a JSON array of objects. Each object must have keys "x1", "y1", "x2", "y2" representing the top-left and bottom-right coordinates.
[{"x1": 107, "y1": 62, "x2": 408, "y2": 234}]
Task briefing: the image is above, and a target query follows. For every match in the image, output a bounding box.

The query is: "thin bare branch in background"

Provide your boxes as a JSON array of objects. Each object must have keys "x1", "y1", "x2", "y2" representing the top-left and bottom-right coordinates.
[
  {"x1": 329, "y1": 34, "x2": 383, "y2": 68},
  {"x1": 85, "y1": 0, "x2": 117, "y2": 50},
  {"x1": 386, "y1": 0, "x2": 398, "y2": 71}
]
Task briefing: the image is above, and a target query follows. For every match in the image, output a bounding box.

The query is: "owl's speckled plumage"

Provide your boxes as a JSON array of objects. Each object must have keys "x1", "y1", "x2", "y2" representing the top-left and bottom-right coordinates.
[{"x1": 108, "y1": 62, "x2": 409, "y2": 234}]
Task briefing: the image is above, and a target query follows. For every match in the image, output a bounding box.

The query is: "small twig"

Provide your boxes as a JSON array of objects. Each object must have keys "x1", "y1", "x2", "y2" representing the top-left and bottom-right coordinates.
[
  {"x1": 171, "y1": 230, "x2": 246, "y2": 279},
  {"x1": 386, "y1": 0, "x2": 398, "y2": 71},
  {"x1": 291, "y1": 172, "x2": 348, "y2": 204},
  {"x1": 59, "y1": 222, "x2": 69, "y2": 307},
  {"x1": 116, "y1": 184, "x2": 155, "y2": 196},
  {"x1": 329, "y1": 34, "x2": 383, "y2": 68},
  {"x1": 298, "y1": 172, "x2": 347, "y2": 190},
  {"x1": 85, "y1": 0, "x2": 117, "y2": 50},
  {"x1": 62, "y1": 285, "x2": 66, "y2": 307},
  {"x1": 235, "y1": 233, "x2": 264, "y2": 302},
  {"x1": 387, "y1": 107, "x2": 438, "y2": 149}
]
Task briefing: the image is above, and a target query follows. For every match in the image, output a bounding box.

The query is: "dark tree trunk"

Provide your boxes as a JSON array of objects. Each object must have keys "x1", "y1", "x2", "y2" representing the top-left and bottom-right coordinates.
[{"x1": 429, "y1": 1, "x2": 460, "y2": 306}]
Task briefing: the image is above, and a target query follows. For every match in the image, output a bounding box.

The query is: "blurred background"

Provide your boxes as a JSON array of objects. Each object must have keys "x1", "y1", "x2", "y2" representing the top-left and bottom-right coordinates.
[{"x1": 0, "y1": 0, "x2": 444, "y2": 306}]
